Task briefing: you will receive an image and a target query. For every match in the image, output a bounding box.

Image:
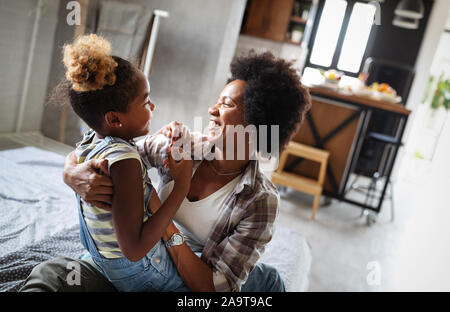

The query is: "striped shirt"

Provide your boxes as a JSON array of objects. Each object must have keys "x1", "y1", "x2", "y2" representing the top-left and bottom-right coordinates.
[
  {"x1": 76, "y1": 129, "x2": 152, "y2": 259},
  {"x1": 136, "y1": 132, "x2": 279, "y2": 292}
]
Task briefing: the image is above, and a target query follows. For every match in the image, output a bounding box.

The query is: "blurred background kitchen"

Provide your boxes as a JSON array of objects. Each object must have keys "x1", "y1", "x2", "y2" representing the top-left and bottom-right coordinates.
[{"x1": 1, "y1": 0, "x2": 449, "y2": 291}]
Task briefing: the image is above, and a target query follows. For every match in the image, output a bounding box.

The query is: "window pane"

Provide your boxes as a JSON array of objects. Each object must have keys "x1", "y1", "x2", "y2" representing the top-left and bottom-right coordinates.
[
  {"x1": 309, "y1": 0, "x2": 347, "y2": 67},
  {"x1": 337, "y1": 3, "x2": 376, "y2": 73}
]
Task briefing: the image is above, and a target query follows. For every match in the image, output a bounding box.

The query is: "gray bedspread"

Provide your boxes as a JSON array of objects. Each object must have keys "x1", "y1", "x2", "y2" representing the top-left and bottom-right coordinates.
[
  {"x1": 0, "y1": 146, "x2": 311, "y2": 292},
  {"x1": 0, "y1": 147, "x2": 84, "y2": 291}
]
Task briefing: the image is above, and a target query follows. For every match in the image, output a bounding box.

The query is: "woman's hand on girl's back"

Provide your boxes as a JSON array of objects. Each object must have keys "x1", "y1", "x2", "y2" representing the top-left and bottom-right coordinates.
[{"x1": 63, "y1": 151, "x2": 113, "y2": 210}]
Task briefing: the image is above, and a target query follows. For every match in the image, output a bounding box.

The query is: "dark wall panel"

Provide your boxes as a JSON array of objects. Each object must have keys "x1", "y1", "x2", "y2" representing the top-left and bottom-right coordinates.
[{"x1": 367, "y1": 0, "x2": 434, "y2": 67}]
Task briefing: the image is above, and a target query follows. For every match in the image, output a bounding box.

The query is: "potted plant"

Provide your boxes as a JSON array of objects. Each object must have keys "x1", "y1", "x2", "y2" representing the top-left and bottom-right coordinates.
[
  {"x1": 291, "y1": 25, "x2": 303, "y2": 43},
  {"x1": 420, "y1": 73, "x2": 450, "y2": 160},
  {"x1": 430, "y1": 74, "x2": 450, "y2": 111}
]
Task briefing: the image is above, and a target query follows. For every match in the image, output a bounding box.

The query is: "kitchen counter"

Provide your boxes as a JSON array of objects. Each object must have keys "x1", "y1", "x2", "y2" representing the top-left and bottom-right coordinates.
[
  {"x1": 308, "y1": 86, "x2": 411, "y2": 116},
  {"x1": 286, "y1": 84, "x2": 411, "y2": 213}
]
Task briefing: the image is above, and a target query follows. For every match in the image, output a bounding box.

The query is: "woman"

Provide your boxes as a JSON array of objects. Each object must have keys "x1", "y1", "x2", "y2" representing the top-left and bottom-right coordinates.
[{"x1": 20, "y1": 51, "x2": 311, "y2": 292}]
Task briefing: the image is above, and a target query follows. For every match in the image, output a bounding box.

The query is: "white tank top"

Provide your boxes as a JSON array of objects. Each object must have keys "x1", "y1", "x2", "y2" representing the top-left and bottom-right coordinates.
[{"x1": 158, "y1": 163, "x2": 242, "y2": 252}]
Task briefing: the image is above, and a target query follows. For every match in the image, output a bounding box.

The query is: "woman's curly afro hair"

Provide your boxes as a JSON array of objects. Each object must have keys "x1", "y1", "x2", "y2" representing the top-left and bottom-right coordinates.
[{"x1": 229, "y1": 51, "x2": 311, "y2": 156}]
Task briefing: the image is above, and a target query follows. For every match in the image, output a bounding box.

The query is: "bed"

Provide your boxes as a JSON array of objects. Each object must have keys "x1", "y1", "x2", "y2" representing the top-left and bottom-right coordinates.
[{"x1": 0, "y1": 146, "x2": 311, "y2": 292}]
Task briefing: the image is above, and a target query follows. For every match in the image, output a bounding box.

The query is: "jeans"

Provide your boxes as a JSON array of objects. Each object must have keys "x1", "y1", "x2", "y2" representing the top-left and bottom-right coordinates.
[
  {"x1": 20, "y1": 257, "x2": 285, "y2": 292},
  {"x1": 241, "y1": 263, "x2": 285, "y2": 292}
]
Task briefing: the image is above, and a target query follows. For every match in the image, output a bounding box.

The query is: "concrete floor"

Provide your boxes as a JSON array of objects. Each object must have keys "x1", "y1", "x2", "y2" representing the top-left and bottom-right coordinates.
[{"x1": 275, "y1": 160, "x2": 450, "y2": 291}]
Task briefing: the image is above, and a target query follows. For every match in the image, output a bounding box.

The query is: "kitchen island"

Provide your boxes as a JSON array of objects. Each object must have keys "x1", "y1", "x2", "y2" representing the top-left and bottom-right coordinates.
[{"x1": 286, "y1": 85, "x2": 411, "y2": 215}]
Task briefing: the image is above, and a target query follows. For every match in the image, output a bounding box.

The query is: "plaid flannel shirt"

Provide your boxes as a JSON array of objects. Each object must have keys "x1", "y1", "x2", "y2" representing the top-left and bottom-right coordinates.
[{"x1": 136, "y1": 133, "x2": 279, "y2": 292}]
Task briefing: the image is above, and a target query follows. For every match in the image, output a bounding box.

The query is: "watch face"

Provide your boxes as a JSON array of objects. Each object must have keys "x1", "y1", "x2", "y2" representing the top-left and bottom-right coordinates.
[{"x1": 173, "y1": 234, "x2": 183, "y2": 245}]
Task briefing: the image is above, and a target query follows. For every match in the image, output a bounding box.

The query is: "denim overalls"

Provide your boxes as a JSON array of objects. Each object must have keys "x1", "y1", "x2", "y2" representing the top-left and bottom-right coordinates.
[{"x1": 76, "y1": 135, "x2": 188, "y2": 292}]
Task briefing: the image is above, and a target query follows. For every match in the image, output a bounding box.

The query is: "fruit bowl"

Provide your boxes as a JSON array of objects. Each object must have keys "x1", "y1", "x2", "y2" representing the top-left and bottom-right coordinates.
[
  {"x1": 369, "y1": 82, "x2": 401, "y2": 102},
  {"x1": 320, "y1": 69, "x2": 343, "y2": 85},
  {"x1": 375, "y1": 91, "x2": 402, "y2": 103},
  {"x1": 352, "y1": 82, "x2": 402, "y2": 103}
]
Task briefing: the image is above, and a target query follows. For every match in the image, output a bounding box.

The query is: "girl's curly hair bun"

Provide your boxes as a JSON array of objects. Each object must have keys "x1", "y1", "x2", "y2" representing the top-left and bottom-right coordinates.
[{"x1": 63, "y1": 34, "x2": 118, "y2": 92}]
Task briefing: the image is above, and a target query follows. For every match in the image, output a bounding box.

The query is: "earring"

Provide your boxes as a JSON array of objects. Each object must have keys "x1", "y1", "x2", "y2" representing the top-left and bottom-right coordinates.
[{"x1": 119, "y1": 123, "x2": 123, "y2": 127}]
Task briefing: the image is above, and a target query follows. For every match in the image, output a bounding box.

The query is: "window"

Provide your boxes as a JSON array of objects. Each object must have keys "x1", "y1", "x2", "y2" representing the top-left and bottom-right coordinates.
[
  {"x1": 307, "y1": 0, "x2": 377, "y2": 75},
  {"x1": 309, "y1": 0, "x2": 348, "y2": 67},
  {"x1": 337, "y1": 2, "x2": 376, "y2": 73}
]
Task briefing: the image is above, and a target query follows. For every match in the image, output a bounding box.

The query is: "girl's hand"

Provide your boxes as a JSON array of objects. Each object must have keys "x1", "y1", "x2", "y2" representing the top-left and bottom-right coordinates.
[
  {"x1": 157, "y1": 121, "x2": 190, "y2": 143},
  {"x1": 164, "y1": 146, "x2": 193, "y2": 194}
]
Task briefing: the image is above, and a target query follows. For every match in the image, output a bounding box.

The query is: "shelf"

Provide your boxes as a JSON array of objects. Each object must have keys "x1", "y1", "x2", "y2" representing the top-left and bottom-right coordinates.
[{"x1": 290, "y1": 16, "x2": 307, "y2": 24}]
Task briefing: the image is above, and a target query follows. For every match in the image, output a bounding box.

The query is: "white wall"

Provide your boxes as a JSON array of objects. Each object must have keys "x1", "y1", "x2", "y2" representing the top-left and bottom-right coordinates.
[
  {"x1": 403, "y1": 0, "x2": 450, "y2": 134},
  {"x1": 140, "y1": 0, "x2": 247, "y2": 134},
  {"x1": 40, "y1": 0, "x2": 247, "y2": 146},
  {"x1": 399, "y1": 12, "x2": 450, "y2": 172},
  {"x1": 234, "y1": 34, "x2": 305, "y2": 72},
  {"x1": 394, "y1": 0, "x2": 450, "y2": 180},
  {"x1": 0, "y1": 0, "x2": 59, "y2": 133},
  {"x1": 429, "y1": 30, "x2": 450, "y2": 77}
]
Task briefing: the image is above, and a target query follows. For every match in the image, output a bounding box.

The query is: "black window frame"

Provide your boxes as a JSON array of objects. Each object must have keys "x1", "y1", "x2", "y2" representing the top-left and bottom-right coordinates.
[{"x1": 303, "y1": 0, "x2": 379, "y2": 77}]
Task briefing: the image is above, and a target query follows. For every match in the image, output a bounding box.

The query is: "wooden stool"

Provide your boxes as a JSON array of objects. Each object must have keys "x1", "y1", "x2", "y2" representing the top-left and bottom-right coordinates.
[{"x1": 272, "y1": 142, "x2": 330, "y2": 220}]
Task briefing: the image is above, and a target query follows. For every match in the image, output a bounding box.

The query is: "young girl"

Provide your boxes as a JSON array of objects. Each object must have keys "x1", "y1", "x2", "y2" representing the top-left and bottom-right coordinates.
[{"x1": 60, "y1": 34, "x2": 192, "y2": 291}]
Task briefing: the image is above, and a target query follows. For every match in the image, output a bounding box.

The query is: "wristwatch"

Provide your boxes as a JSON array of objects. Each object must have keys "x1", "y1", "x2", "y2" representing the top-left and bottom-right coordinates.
[{"x1": 165, "y1": 233, "x2": 184, "y2": 249}]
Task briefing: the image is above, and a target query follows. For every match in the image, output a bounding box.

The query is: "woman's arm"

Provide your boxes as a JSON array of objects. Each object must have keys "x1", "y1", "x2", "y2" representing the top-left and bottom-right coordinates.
[
  {"x1": 163, "y1": 224, "x2": 215, "y2": 291},
  {"x1": 62, "y1": 122, "x2": 204, "y2": 210},
  {"x1": 62, "y1": 151, "x2": 113, "y2": 209},
  {"x1": 147, "y1": 202, "x2": 215, "y2": 291},
  {"x1": 154, "y1": 194, "x2": 278, "y2": 292}
]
